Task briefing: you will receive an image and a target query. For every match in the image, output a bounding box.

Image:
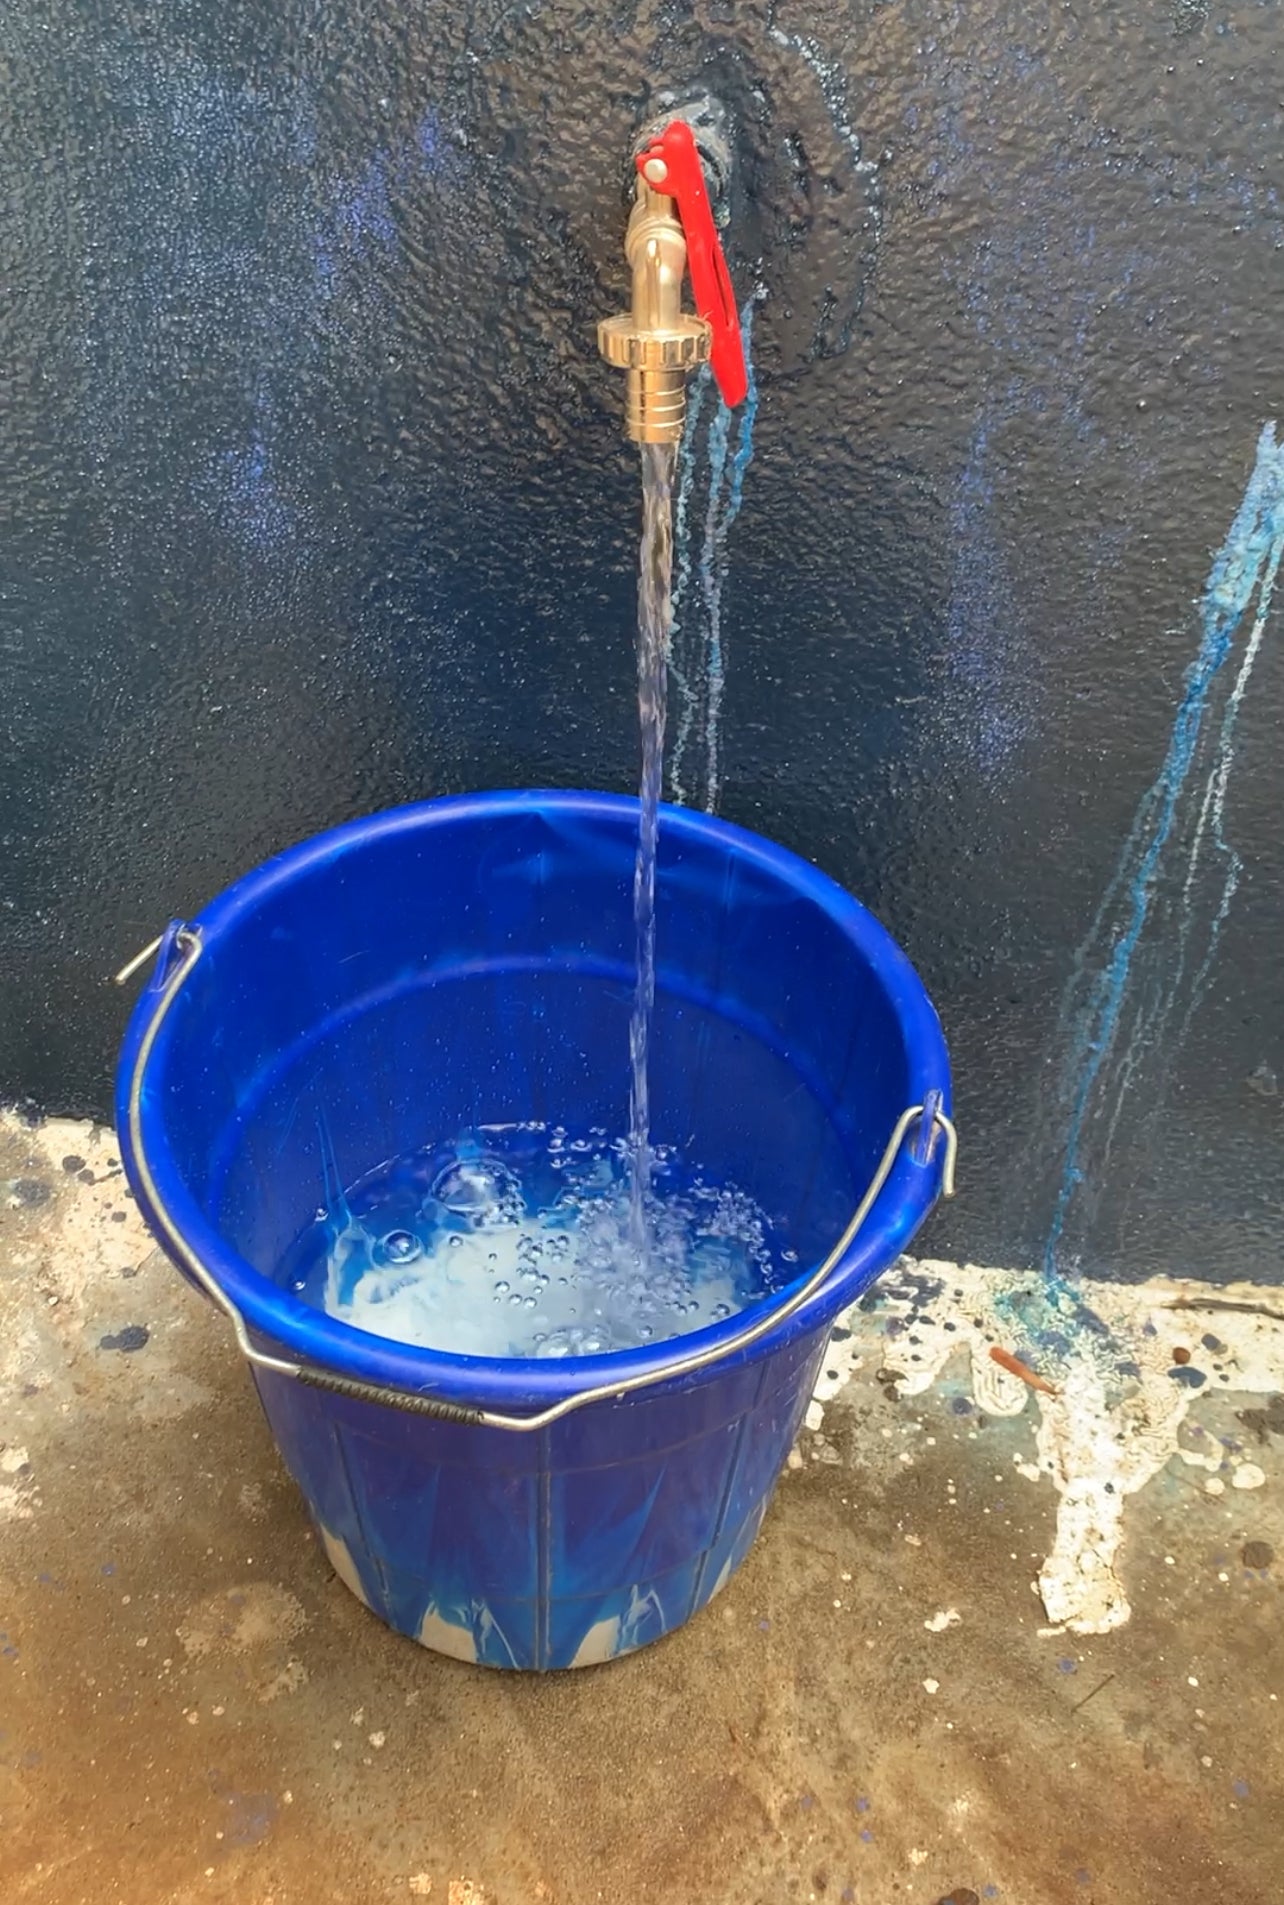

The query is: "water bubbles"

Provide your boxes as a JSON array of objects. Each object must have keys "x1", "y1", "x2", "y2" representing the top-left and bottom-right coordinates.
[
  {"x1": 537, "y1": 1324, "x2": 612, "y2": 1358},
  {"x1": 432, "y1": 1154, "x2": 520, "y2": 1227},
  {"x1": 299, "y1": 1122, "x2": 790, "y2": 1359},
  {"x1": 375, "y1": 1229, "x2": 422, "y2": 1267}
]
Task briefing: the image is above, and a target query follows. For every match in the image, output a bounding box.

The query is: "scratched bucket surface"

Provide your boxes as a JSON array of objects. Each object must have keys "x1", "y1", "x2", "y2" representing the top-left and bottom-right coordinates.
[{"x1": 118, "y1": 791, "x2": 950, "y2": 1668}]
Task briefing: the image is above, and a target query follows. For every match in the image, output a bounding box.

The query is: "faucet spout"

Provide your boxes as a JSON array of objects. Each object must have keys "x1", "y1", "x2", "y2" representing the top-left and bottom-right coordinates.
[
  {"x1": 597, "y1": 118, "x2": 747, "y2": 445},
  {"x1": 598, "y1": 181, "x2": 710, "y2": 445}
]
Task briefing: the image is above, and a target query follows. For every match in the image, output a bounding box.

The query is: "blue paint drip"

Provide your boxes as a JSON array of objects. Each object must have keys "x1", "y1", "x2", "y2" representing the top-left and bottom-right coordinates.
[
  {"x1": 1045, "y1": 424, "x2": 1284, "y2": 1278},
  {"x1": 312, "y1": 114, "x2": 461, "y2": 310},
  {"x1": 209, "y1": 107, "x2": 460, "y2": 558},
  {"x1": 1176, "y1": 476, "x2": 1284, "y2": 1035}
]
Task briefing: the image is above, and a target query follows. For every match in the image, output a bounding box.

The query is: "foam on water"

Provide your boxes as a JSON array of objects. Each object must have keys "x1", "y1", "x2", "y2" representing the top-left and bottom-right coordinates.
[{"x1": 280, "y1": 1123, "x2": 798, "y2": 1359}]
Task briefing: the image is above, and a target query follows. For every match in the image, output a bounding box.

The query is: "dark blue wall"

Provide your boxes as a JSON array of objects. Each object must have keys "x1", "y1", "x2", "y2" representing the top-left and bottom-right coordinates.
[{"x1": 4, "y1": 0, "x2": 1282, "y2": 1283}]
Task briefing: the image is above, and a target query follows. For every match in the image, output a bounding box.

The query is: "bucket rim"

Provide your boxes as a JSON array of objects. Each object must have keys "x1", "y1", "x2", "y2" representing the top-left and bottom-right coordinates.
[{"x1": 117, "y1": 790, "x2": 951, "y2": 1411}]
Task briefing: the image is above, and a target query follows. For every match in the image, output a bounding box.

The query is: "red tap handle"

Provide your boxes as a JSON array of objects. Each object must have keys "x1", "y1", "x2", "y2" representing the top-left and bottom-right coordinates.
[{"x1": 635, "y1": 120, "x2": 748, "y2": 409}]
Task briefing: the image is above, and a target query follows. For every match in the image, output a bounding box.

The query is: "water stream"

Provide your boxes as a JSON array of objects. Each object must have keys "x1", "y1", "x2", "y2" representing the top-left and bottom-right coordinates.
[
  {"x1": 628, "y1": 440, "x2": 677, "y2": 1248},
  {"x1": 285, "y1": 424, "x2": 788, "y2": 1361}
]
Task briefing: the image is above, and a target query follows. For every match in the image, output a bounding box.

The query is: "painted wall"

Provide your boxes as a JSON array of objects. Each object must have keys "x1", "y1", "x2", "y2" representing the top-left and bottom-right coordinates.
[{"x1": 4, "y1": 0, "x2": 1281, "y2": 1284}]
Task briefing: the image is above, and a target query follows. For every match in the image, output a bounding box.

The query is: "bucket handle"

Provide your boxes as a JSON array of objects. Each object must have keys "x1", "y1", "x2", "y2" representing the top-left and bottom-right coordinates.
[{"x1": 120, "y1": 925, "x2": 956, "y2": 1433}]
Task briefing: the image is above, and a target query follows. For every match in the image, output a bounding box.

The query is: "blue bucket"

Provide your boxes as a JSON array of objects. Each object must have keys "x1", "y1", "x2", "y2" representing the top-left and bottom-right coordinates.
[{"x1": 117, "y1": 792, "x2": 952, "y2": 1669}]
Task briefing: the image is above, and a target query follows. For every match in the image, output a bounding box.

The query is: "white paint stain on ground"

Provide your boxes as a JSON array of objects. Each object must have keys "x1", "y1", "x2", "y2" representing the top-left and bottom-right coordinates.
[
  {"x1": 6, "y1": 1114, "x2": 1278, "y2": 1648},
  {"x1": 176, "y1": 1582, "x2": 309, "y2": 1659},
  {"x1": 0, "y1": 1443, "x2": 37, "y2": 1524},
  {"x1": 0, "y1": 1112, "x2": 214, "y2": 1423},
  {"x1": 810, "y1": 1257, "x2": 1284, "y2": 1634}
]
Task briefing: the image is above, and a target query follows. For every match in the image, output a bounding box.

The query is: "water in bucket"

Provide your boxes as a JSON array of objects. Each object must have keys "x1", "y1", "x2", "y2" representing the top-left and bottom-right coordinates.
[{"x1": 280, "y1": 1121, "x2": 799, "y2": 1359}]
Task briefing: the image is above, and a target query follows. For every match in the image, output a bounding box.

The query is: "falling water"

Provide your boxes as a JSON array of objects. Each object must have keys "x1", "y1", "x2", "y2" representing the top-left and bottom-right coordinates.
[{"x1": 628, "y1": 440, "x2": 677, "y2": 1246}]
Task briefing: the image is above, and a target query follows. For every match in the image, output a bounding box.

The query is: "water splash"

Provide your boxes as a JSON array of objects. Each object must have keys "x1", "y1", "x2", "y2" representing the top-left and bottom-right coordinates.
[
  {"x1": 1045, "y1": 423, "x2": 1284, "y2": 1278},
  {"x1": 668, "y1": 293, "x2": 761, "y2": 811},
  {"x1": 292, "y1": 1124, "x2": 781, "y2": 1360}
]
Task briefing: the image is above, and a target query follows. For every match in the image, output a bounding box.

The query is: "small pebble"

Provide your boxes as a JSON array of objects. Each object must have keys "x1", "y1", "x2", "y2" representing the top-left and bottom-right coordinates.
[
  {"x1": 1232, "y1": 1464, "x2": 1266, "y2": 1491},
  {"x1": 98, "y1": 1324, "x2": 150, "y2": 1354},
  {"x1": 1242, "y1": 1540, "x2": 1274, "y2": 1570}
]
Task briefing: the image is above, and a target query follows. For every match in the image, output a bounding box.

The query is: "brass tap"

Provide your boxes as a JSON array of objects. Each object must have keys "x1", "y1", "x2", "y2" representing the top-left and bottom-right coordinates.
[{"x1": 597, "y1": 179, "x2": 711, "y2": 445}]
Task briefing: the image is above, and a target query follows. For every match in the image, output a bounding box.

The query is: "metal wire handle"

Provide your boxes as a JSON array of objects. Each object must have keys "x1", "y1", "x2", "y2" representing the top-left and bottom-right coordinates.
[{"x1": 121, "y1": 925, "x2": 957, "y2": 1433}]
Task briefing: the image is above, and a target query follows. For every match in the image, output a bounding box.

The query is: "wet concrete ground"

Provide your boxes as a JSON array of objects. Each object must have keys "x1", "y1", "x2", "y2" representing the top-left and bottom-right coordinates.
[{"x1": 2, "y1": 1116, "x2": 1281, "y2": 1905}]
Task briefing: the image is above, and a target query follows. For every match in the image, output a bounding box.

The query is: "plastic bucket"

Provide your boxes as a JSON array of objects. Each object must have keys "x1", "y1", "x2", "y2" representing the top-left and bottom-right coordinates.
[{"x1": 117, "y1": 791, "x2": 951, "y2": 1669}]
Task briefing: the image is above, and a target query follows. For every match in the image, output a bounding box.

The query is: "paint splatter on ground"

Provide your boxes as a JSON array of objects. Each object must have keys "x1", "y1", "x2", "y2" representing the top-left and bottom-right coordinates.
[
  {"x1": 2, "y1": 1113, "x2": 1282, "y2": 1903},
  {"x1": 811, "y1": 1254, "x2": 1284, "y2": 1633}
]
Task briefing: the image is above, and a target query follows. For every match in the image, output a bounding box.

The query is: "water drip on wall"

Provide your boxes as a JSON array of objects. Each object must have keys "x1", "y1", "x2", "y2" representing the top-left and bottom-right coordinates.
[{"x1": 667, "y1": 291, "x2": 762, "y2": 813}]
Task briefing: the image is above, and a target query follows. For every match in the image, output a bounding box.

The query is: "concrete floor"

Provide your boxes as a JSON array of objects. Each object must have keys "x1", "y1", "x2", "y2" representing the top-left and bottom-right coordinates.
[{"x1": 2, "y1": 1115, "x2": 1282, "y2": 1905}]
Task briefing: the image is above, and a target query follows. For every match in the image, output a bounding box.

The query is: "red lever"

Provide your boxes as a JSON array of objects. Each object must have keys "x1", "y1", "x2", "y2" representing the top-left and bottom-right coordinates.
[{"x1": 634, "y1": 120, "x2": 748, "y2": 410}]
